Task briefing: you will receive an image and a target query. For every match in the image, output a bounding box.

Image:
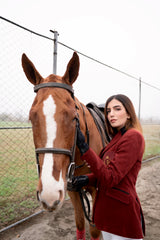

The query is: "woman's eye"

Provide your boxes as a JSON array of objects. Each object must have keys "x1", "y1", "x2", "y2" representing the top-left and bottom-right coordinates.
[{"x1": 106, "y1": 109, "x2": 110, "y2": 114}]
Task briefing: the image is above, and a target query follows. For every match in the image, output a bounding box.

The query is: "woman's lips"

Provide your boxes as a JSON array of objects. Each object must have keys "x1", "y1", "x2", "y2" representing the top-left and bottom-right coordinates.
[{"x1": 110, "y1": 119, "x2": 117, "y2": 123}]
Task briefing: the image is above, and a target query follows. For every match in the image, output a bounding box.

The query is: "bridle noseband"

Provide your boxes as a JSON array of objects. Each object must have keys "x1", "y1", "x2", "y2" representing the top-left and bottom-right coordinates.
[{"x1": 34, "y1": 82, "x2": 79, "y2": 183}]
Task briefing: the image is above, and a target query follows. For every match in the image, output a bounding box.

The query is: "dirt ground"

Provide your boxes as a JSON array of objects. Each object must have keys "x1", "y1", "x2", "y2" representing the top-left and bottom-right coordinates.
[{"x1": 0, "y1": 159, "x2": 160, "y2": 240}]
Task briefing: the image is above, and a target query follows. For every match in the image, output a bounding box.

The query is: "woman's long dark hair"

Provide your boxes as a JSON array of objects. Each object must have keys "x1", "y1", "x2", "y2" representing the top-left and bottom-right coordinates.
[{"x1": 105, "y1": 94, "x2": 142, "y2": 137}]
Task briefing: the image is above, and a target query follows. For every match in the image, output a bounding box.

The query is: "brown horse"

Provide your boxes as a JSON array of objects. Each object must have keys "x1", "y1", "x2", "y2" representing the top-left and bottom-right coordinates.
[{"x1": 21, "y1": 52, "x2": 106, "y2": 240}]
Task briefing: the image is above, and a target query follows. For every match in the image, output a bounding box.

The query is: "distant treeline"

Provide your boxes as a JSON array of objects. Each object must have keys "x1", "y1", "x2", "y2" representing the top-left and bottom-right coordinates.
[
  {"x1": 0, "y1": 113, "x2": 160, "y2": 125},
  {"x1": 0, "y1": 113, "x2": 28, "y2": 123},
  {"x1": 141, "y1": 118, "x2": 160, "y2": 124}
]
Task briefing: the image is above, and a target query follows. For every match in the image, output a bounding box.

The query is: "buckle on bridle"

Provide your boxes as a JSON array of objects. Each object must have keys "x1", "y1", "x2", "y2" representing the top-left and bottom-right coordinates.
[{"x1": 67, "y1": 162, "x2": 76, "y2": 183}]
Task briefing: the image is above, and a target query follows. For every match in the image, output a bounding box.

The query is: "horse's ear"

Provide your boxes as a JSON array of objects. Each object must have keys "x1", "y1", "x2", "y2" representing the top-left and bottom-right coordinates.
[
  {"x1": 62, "y1": 52, "x2": 80, "y2": 85},
  {"x1": 21, "y1": 53, "x2": 43, "y2": 85}
]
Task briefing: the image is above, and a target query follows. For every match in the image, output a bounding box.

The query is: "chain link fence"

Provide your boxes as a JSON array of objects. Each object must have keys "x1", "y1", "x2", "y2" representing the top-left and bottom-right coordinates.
[
  {"x1": 0, "y1": 18, "x2": 54, "y2": 229},
  {"x1": 0, "y1": 17, "x2": 160, "y2": 230}
]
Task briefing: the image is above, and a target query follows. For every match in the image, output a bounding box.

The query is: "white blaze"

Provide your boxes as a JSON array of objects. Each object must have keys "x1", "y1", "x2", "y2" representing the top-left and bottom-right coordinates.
[{"x1": 40, "y1": 95, "x2": 64, "y2": 207}]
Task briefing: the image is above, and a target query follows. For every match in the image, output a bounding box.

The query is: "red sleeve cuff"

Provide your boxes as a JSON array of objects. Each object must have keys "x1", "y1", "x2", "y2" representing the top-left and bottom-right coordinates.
[{"x1": 86, "y1": 173, "x2": 97, "y2": 186}]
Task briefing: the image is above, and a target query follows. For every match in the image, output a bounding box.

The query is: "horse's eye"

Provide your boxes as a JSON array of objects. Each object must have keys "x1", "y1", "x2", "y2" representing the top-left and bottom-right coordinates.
[{"x1": 29, "y1": 110, "x2": 38, "y2": 123}]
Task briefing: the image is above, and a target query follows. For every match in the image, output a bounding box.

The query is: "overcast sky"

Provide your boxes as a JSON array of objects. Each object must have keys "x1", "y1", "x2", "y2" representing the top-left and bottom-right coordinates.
[{"x1": 1, "y1": 0, "x2": 160, "y2": 119}]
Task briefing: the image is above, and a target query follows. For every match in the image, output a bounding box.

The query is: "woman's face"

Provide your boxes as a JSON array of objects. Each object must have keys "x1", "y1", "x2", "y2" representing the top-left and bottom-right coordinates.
[{"x1": 106, "y1": 99, "x2": 130, "y2": 131}]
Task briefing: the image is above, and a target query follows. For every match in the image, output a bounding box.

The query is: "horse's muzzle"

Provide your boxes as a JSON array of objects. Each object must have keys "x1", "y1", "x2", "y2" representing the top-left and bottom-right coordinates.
[{"x1": 37, "y1": 190, "x2": 63, "y2": 211}]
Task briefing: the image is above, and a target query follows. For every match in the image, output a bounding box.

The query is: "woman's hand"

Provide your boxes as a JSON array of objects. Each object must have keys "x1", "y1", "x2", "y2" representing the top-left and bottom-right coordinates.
[{"x1": 67, "y1": 175, "x2": 89, "y2": 192}]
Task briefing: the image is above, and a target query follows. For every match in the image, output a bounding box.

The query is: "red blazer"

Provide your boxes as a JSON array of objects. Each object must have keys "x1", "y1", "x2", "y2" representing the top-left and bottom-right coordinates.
[{"x1": 82, "y1": 128, "x2": 145, "y2": 239}]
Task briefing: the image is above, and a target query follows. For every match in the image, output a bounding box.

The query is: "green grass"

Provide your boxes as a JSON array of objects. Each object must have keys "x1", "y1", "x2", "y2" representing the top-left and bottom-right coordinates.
[
  {"x1": 0, "y1": 120, "x2": 32, "y2": 128},
  {"x1": 0, "y1": 126, "x2": 40, "y2": 228},
  {"x1": 0, "y1": 196, "x2": 38, "y2": 225},
  {"x1": 0, "y1": 122, "x2": 159, "y2": 229},
  {"x1": 142, "y1": 124, "x2": 160, "y2": 159}
]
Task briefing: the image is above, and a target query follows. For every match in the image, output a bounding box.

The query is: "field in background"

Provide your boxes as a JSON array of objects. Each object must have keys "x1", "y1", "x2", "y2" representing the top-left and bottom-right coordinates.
[
  {"x1": 0, "y1": 123, "x2": 160, "y2": 229},
  {"x1": 142, "y1": 124, "x2": 160, "y2": 159},
  {"x1": 0, "y1": 124, "x2": 39, "y2": 229}
]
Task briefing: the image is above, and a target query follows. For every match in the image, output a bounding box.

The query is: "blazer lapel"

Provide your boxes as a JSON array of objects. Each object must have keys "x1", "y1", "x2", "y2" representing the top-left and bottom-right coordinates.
[{"x1": 100, "y1": 131, "x2": 122, "y2": 157}]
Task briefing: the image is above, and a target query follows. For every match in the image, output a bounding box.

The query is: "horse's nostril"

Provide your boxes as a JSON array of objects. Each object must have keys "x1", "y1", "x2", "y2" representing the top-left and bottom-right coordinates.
[
  {"x1": 37, "y1": 191, "x2": 40, "y2": 201},
  {"x1": 59, "y1": 190, "x2": 63, "y2": 201},
  {"x1": 53, "y1": 200, "x2": 60, "y2": 208}
]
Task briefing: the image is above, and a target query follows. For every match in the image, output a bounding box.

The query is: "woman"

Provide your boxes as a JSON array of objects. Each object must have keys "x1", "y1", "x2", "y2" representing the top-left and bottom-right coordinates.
[{"x1": 72, "y1": 94, "x2": 145, "y2": 240}]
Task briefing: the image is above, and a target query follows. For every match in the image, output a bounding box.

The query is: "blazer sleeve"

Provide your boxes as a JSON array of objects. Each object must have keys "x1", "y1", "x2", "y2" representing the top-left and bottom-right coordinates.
[
  {"x1": 81, "y1": 130, "x2": 145, "y2": 189},
  {"x1": 86, "y1": 173, "x2": 97, "y2": 186}
]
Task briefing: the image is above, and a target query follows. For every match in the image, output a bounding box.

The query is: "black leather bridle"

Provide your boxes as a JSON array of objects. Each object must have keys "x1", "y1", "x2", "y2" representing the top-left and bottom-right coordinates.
[
  {"x1": 33, "y1": 82, "x2": 96, "y2": 224},
  {"x1": 34, "y1": 82, "x2": 79, "y2": 183}
]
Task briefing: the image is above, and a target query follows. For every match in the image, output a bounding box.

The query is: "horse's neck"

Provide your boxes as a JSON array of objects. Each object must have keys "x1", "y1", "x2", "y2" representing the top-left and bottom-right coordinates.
[{"x1": 78, "y1": 100, "x2": 104, "y2": 155}]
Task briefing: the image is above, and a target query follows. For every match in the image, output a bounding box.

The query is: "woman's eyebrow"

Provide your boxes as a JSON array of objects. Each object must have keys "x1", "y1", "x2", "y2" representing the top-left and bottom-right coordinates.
[
  {"x1": 107, "y1": 105, "x2": 121, "y2": 109},
  {"x1": 113, "y1": 105, "x2": 121, "y2": 108},
  {"x1": 106, "y1": 105, "x2": 122, "y2": 111}
]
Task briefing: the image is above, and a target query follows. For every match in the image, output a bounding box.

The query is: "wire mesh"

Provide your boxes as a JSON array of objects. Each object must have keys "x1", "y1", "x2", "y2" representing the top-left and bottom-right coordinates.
[
  {"x1": 0, "y1": 17, "x2": 160, "y2": 230},
  {"x1": 0, "y1": 18, "x2": 53, "y2": 229}
]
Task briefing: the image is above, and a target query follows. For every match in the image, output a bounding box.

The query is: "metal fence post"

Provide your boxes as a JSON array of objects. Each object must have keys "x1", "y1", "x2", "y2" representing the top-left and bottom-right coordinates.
[
  {"x1": 50, "y1": 30, "x2": 59, "y2": 74},
  {"x1": 138, "y1": 77, "x2": 141, "y2": 120}
]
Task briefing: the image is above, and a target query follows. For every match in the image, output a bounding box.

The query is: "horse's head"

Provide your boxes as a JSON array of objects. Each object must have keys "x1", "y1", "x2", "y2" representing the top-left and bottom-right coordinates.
[{"x1": 22, "y1": 52, "x2": 80, "y2": 211}]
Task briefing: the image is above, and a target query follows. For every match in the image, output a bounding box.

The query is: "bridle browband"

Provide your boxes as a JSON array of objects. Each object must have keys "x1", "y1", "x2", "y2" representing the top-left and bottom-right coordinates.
[
  {"x1": 34, "y1": 82, "x2": 74, "y2": 97},
  {"x1": 34, "y1": 82, "x2": 79, "y2": 183}
]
